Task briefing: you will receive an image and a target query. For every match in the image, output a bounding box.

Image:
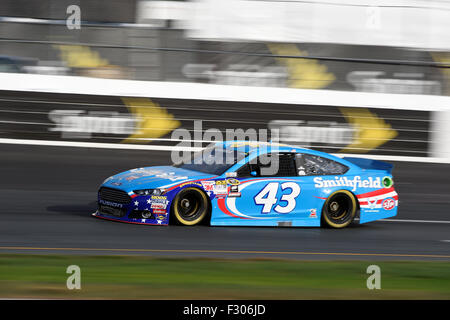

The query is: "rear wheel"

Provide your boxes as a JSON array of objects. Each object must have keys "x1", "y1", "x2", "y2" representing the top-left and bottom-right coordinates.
[
  {"x1": 171, "y1": 188, "x2": 209, "y2": 226},
  {"x1": 321, "y1": 190, "x2": 357, "y2": 228}
]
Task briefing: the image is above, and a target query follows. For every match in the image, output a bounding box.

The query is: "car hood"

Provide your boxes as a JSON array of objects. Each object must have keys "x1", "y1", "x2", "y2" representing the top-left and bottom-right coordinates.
[{"x1": 101, "y1": 166, "x2": 215, "y2": 192}]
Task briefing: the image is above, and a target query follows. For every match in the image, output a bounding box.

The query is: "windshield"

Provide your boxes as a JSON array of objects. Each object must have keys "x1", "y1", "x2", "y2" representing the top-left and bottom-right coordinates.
[{"x1": 174, "y1": 146, "x2": 247, "y2": 175}]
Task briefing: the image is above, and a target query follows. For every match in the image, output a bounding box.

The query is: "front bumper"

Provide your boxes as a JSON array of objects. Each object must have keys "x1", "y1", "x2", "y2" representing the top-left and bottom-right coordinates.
[
  {"x1": 95, "y1": 187, "x2": 170, "y2": 225},
  {"x1": 92, "y1": 211, "x2": 168, "y2": 225}
]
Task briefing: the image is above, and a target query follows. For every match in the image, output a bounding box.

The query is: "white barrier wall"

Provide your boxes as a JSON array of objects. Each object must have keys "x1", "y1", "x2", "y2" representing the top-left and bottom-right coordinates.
[
  {"x1": 184, "y1": 0, "x2": 450, "y2": 51},
  {"x1": 431, "y1": 110, "x2": 450, "y2": 159},
  {"x1": 0, "y1": 72, "x2": 449, "y2": 163},
  {"x1": 0, "y1": 72, "x2": 448, "y2": 111}
]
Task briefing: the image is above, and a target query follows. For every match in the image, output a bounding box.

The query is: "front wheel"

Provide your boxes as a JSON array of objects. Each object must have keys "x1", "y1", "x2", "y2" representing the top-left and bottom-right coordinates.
[
  {"x1": 171, "y1": 187, "x2": 210, "y2": 226},
  {"x1": 321, "y1": 190, "x2": 357, "y2": 228}
]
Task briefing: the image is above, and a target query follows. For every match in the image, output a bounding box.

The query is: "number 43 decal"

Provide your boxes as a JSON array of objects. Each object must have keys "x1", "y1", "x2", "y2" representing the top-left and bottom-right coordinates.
[{"x1": 254, "y1": 182, "x2": 300, "y2": 214}]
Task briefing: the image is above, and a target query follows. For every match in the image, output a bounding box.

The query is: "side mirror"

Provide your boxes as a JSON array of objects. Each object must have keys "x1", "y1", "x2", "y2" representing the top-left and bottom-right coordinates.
[{"x1": 250, "y1": 171, "x2": 257, "y2": 177}]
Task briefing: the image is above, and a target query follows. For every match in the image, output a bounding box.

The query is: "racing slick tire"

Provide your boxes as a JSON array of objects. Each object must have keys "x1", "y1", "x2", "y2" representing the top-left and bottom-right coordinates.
[
  {"x1": 171, "y1": 187, "x2": 210, "y2": 226},
  {"x1": 321, "y1": 190, "x2": 357, "y2": 228}
]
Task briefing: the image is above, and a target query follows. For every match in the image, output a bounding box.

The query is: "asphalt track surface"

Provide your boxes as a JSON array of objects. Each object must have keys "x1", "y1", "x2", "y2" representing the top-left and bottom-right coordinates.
[{"x1": 0, "y1": 143, "x2": 449, "y2": 260}]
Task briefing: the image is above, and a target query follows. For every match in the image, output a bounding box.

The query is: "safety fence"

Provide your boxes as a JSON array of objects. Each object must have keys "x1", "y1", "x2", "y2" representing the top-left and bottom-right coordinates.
[
  {"x1": 1, "y1": 73, "x2": 449, "y2": 162},
  {"x1": 1, "y1": 15, "x2": 449, "y2": 95}
]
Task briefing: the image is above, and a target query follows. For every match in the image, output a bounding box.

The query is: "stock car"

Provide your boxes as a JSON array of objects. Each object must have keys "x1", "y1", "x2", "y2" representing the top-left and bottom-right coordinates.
[{"x1": 93, "y1": 141, "x2": 398, "y2": 228}]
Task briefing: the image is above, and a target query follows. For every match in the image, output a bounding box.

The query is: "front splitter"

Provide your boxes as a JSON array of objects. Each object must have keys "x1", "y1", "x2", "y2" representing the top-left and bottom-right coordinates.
[{"x1": 91, "y1": 212, "x2": 168, "y2": 226}]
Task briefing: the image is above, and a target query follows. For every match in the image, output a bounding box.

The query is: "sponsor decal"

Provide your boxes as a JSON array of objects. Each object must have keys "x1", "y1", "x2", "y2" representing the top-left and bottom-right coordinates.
[
  {"x1": 148, "y1": 196, "x2": 169, "y2": 208},
  {"x1": 151, "y1": 201, "x2": 168, "y2": 207},
  {"x1": 314, "y1": 176, "x2": 381, "y2": 192},
  {"x1": 215, "y1": 194, "x2": 227, "y2": 198},
  {"x1": 128, "y1": 169, "x2": 187, "y2": 182},
  {"x1": 151, "y1": 202, "x2": 167, "y2": 209},
  {"x1": 226, "y1": 178, "x2": 240, "y2": 186},
  {"x1": 228, "y1": 192, "x2": 241, "y2": 197},
  {"x1": 154, "y1": 209, "x2": 167, "y2": 215},
  {"x1": 156, "y1": 214, "x2": 166, "y2": 220},
  {"x1": 125, "y1": 175, "x2": 140, "y2": 181},
  {"x1": 382, "y1": 176, "x2": 394, "y2": 188},
  {"x1": 228, "y1": 182, "x2": 241, "y2": 196},
  {"x1": 225, "y1": 172, "x2": 237, "y2": 178},
  {"x1": 309, "y1": 209, "x2": 317, "y2": 218},
  {"x1": 201, "y1": 181, "x2": 215, "y2": 192},
  {"x1": 382, "y1": 198, "x2": 396, "y2": 211},
  {"x1": 368, "y1": 199, "x2": 377, "y2": 209},
  {"x1": 213, "y1": 183, "x2": 228, "y2": 195},
  {"x1": 357, "y1": 187, "x2": 398, "y2": 212},
  {"x1": 98, "y1": 199, "x2": 123, "y2": 208},
  {"x1": 151, "y1": 195, "x2": 167, "y2": 200},
  {"x1": 179, "y1": 182, "x2": 203, "y2": 188},
  {"x1": 111, "y1": 181, "x2": 122, "y2": 186}
]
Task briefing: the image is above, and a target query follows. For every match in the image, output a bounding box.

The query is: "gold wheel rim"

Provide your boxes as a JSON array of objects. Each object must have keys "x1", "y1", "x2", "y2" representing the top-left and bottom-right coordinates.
[{"x1": 173, "y1": 188, "x2": 208, "y2": 226}]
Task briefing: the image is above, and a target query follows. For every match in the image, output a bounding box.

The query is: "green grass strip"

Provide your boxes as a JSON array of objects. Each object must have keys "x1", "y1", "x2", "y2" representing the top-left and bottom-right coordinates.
[{"x1": 0, "y1": 254, "x2": 449, "y2": 299}]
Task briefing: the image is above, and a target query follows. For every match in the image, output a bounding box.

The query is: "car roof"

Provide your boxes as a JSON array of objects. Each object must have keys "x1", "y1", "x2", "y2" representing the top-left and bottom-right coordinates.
[
  {"x1": 218, "y1": 140, "x2": 310, "y2": 153},
  {"x1": 215, "y1": 140, "x2": 354, "y2": 167}
]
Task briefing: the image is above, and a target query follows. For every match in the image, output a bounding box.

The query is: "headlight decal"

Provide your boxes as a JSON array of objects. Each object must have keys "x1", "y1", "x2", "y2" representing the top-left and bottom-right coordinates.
[{"x1": 133, "y1": 189, "x2": 167, "y2": 196}]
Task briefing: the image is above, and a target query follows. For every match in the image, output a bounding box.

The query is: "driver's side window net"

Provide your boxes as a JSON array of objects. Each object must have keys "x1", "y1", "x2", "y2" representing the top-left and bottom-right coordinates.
[
  {"x1": 237, "y1": 153, "x2": 297, "y2": 177},
  {"x1": 296, "y1": 154, "x2": 348, "y2": 176},
  {"x1": 236, "y1": 163, "x2": 252, "y2": 177}
]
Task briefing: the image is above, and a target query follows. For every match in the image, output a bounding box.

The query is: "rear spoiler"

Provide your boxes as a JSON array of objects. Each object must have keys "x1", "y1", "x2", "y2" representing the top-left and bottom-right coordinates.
[{"x1": 343, "y1": 157, "x2": 393, "y2": 174}]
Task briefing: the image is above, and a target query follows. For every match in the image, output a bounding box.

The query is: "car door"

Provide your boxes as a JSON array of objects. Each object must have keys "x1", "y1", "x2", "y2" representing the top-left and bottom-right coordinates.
[
  {"x1": 226, "y1": 152, "x2": 305, "y2": 222},
  {"x1": 294, "y1": 152, "x2": 351, "y2": 220}
]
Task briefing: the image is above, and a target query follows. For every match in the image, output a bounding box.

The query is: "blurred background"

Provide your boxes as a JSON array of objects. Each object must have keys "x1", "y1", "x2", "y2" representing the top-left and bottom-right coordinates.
[
  {"x1": 0, "y1": 0, "x2": 449, "y2": 92},
  {"x1": 0, "y1": 0, "x2": 449, "y2": 217},
  {"x1": 0, "y1": 1, "x2": 448, "y2": 223},
  {"x1": 0, "y1": 0, "x2": 450, "y2": 300},
  {"x1": 1, "y1": 0, "x2": 450, "y2": 158}
]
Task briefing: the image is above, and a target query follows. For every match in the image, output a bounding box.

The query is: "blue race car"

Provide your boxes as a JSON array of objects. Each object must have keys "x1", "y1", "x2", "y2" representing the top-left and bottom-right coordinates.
[{"x1": 93, "y1": 141, "x2": 398, "y2": 228}]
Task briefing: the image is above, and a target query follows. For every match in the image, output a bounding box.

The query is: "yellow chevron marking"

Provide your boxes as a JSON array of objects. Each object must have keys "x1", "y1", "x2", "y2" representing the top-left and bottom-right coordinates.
[
  {"x1": 431, "y1": 53, "x2": 450, "y2": 95},
  {"x1": 54, "y1": 45, "x2": 109, "y2": 68},
  {"x1": 267, "y1": 43, "x2": 335, "y2": 89},
  {"x1": 121, "y1": 98, "x2": 180, "y2": 144},
  {"x1": 340, "y1": 108, "x2": 398, "y2": 153}
]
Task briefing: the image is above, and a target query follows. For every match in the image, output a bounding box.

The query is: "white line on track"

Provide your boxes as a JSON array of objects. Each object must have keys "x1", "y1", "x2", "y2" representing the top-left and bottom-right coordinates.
[
  {"x1": 0, "y1": 138, "x2": 203, "y2": 152},
  {"x1": 376, "y1": 218, "x2": 450, "y2": 224},
  {"x1": 1, "y1": 137, "x2": 450, "y2": 164}
]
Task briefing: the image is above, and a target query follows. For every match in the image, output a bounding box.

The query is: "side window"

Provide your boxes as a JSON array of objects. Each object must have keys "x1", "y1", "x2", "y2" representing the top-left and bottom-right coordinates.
[
  {"x1": 237, "y1": 153, "x2": 297, "y2": 177},
  {"x1": 270, "y1": 153, "x2": 297, "y2": 177},
  {"x1": 296, "y1": 154, "x2": 348, "y2": 176},
  {"x1": 236, "y1": 163, "x2": 252, "y2": 178}
]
